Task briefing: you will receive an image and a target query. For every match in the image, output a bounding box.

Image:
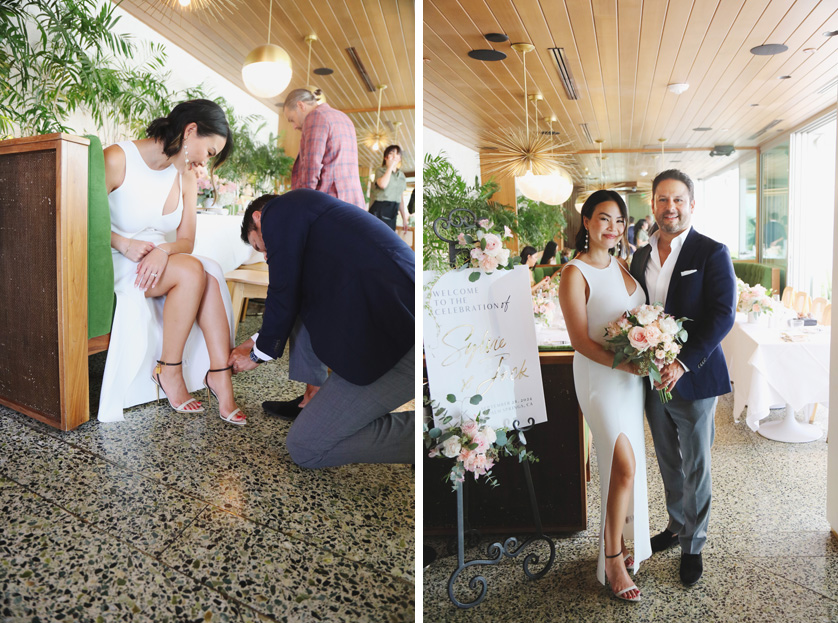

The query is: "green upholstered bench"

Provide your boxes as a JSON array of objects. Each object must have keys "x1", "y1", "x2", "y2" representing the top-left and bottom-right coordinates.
[
  {"x1": 732, "y1": 261, "x2": 780, "y2": 294},
  {"x1": 532, "y1": 264, "x2": 562, "y2": 283},
  {"x1": 86, "y1": 135, "x2": 115, "y2": 352}
]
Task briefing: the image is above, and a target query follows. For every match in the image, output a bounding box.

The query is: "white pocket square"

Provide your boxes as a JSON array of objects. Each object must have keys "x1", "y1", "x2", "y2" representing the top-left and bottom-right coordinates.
[{"x1": 681, "y1": 269, "x2": 697, "y2": 276}]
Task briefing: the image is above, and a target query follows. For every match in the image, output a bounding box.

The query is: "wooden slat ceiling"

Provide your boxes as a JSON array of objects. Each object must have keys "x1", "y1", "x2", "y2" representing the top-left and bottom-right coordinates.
[
  {"x1": 424, "y1": 0, "x2": 838, "y2": 184},
  {"x1": 114, "y1": 0, "x2": 415, "y2": 173}
]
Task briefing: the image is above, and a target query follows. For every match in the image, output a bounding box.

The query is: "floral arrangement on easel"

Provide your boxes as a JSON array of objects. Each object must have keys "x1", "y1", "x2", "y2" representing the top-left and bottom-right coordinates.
[
  {"x1": 457, "y1": 219, "x2": 520, "y2": 281},
  {"x1": 423, "y1": 393, "x2": 538, "y2": 490}
]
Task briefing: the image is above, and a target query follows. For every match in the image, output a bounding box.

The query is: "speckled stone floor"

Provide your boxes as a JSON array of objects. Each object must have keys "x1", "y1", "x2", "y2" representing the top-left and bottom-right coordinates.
[
  {"x1": 0, "y1": 313, "x2": 415, "y2": 622},
  {"x1": 423, "y1": 393, "x2": 837, "y2": 622}
]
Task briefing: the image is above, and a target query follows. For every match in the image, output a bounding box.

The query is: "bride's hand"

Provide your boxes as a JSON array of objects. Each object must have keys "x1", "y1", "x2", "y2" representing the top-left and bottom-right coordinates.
[
  {"x1": 123, "y1": 239, "x2": 155, "y2": 263},
  {"x1": 617, "y1": 360, "x2": 642, "y2": 375},
  {"x1": 135, "y1": 247, "x2": 168, "y2": 291}
]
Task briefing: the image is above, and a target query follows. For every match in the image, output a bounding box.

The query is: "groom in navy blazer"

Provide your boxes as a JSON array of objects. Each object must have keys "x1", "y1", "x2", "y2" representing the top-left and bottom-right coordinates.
[
  {"x1": 630, "y1": 170, "x2": 736, "y2": 586},
  {"x1": 229, "y1": 189, "x2": 415, "y2": 468}
]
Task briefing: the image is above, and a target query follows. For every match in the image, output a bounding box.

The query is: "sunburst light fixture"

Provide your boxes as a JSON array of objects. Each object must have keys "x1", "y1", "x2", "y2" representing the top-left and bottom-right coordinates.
[
  {"x1": 242, "y1": 0, "x2": 292, "y2": 98},
  {"x1": 481, "y1": 43, "x2": 574, "y2": 205},
  {"x1": 166, "y1": 0, "x2": 239, "y2": 20},
  {"x1": 360, "y1": 84, "x2": 390, "y2": 152}
]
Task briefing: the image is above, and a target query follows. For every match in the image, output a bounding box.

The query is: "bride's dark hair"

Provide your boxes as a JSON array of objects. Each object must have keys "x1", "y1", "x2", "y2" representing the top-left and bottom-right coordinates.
[
  {"x1": 573, "y1": 190, "x2": 629, "y2": 257},
  {"x1": 146, "y1": 99, "x2": 234, "y2": 180}
]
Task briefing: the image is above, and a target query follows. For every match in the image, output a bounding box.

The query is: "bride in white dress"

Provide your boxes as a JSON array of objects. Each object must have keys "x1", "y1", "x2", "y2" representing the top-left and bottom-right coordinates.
[
  {"x1": 559, "y1": 190, "x2": 651, "y2": 602},
  {"x1": 98, "y1": 99, "x2": 246, "y2": 426}
]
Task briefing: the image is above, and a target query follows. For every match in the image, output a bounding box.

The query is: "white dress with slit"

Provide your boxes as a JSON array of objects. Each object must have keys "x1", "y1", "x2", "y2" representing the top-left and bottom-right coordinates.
[
  {"x1": 567, "y1": 256, "x2": 651, "y2": 584},
  {"x1": 97, "y1": 141, "x2": 234, "y2": 423}
]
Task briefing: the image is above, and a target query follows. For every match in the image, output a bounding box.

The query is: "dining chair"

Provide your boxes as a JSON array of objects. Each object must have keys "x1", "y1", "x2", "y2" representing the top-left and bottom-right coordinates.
[
  {"x1": 811, "y1": 297, "x2": 828, "y2": 321},
  {"x1": 793, "y1": 291, "x2": 811, "y2": 316},
  {"x1": 822, "y1": 303, "x2": 832, "y2": 327},
  {"x1": 781, "y1": 286, "x2": 795, "y2": 308}
]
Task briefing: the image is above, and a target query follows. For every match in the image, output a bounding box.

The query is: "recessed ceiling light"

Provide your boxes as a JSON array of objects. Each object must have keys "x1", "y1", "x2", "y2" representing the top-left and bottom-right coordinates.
[
  {"x1": 484, "y1": 33, "x2": 509, "y2": 42},
  {"x1": 693, "y1": 127, "x2": 712, "y2": 132},
  {"x1": 467, "y1": 49, "x2": 507, "y2": 61},
  {"x1": 667, "y1": 82, "x2": 689, "y2": 94},
  {"x1": 640, "y1": 171, "x2": 648, "y2": 176},
  {"x1": 750, "y1": 43, "x2": 789, "y2": 56},
  {"x1": 778, "y1": 75, "x2": 791, "y2": 79},
  {"x1": 823, "y1": 30, "x2": 838, "y2": 37},
  {"x1": 313, "y1": 67, "x2": 333, "y2": 75}
]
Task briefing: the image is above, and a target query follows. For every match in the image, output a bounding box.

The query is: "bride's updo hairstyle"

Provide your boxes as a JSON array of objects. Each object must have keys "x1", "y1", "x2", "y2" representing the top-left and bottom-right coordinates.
[
  {"x1": 573, "y1": 189, "x2": 629, "y2": 257},
  {"x1": 146, "y1": 99, "x2": 234, "y2": 178}
]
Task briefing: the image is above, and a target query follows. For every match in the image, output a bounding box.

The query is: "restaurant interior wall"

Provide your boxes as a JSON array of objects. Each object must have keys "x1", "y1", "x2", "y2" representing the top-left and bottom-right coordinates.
[
  {"x1": 827, "y1": 94, "x2": 838, "y2": 532},
  {"x1": 423, "y1": 126, "x2": 482, "y2": 187}
]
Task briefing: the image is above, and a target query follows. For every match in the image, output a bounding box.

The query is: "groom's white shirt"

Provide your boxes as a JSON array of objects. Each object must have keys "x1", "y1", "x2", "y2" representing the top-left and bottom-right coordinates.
[
  {"x1": 646, "y1": 226, "x2": 692, "y2": 307},
  {"x1": 646, "y1": 226, "x2": 692, "y2": 371}
]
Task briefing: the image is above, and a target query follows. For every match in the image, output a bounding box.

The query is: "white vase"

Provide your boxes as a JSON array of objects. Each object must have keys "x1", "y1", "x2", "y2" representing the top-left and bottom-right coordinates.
[
  {"x1": 203, "y1": 197, "x2": 216, "y2": 210},
  {"x1": 747, "y1": 311, "x2": 761, "y2": 324}
]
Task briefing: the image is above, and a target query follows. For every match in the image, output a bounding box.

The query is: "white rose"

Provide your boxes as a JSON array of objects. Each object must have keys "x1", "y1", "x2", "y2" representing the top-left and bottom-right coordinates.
[
  {"x1": 440, "y1": 436, "x2": 462, "y2": 458},
  {"x1": 659, "y1": 316, "x2": 679, "y2": 335},
  {"x1": 495, "y1": 247, "x2": 510, "y2": 266},
  {"x1": 635, "y1": 305, "x2": 659, "y2": 326},
  {"x1": 480, "y1": 426, "x2": 497, "y2": 444}
]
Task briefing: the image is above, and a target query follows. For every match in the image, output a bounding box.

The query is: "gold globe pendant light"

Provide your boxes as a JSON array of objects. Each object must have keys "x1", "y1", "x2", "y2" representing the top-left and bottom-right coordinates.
[
  {"x1": 242, "y1": 0, "x2": 292, "y2": 98},
  {"x1": 361, "y1": 84, "x2": 390, "y2": 152}
]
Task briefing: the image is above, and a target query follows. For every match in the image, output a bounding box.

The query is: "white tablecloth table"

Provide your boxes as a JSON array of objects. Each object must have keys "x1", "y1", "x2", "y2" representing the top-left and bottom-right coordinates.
[
  {"x1": 721, "y1": 314, "x2": 829, "y2": 442},
  {"x1": 190, "y1": 214, "x2": 261, "y2": 274}
]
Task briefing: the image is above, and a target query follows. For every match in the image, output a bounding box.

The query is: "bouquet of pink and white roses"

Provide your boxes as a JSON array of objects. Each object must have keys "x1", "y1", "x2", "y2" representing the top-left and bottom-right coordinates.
[
  {"x1": 736, "y1": 278, "x2": 774, "y2": 315},
  {"x1": 532, "y1": 290, "x2": 556, "y2": 326},
  {"x1": 457, "y1": 219, "x2": 520, "y2": 281},
  {"x1": 604, "y1": 304, "x2": 690, "y2": 403},
  {"x1": 423, "y1": 394, "x2": 537, "y2": 490}
]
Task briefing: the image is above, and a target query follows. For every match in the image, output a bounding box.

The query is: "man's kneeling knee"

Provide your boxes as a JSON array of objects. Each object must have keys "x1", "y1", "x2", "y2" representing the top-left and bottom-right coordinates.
[{"x1": 286, "y1": 427, "x2": 326, "y2": 469}]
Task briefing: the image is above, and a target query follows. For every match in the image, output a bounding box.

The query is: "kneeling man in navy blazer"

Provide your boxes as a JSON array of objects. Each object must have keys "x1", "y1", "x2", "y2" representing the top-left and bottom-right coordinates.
[
  {"x1": 229, "y1": 190, "x2": 415, "y2": 468},
  {"x1": 629, "y1": 170, "x2": 736, "y2": 586}
]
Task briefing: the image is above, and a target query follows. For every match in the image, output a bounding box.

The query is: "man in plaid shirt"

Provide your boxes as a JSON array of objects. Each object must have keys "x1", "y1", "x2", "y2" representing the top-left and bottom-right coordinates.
[{"x1": 285, "y1": 88, "x2": 365, "y2": 209}]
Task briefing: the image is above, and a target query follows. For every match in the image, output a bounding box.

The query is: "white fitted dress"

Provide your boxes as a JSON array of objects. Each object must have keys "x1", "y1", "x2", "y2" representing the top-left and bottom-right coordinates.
[
  {"x1": 97, "y1": 141, "x2": 234, "y2": 423},
  {"x1": 567, "y1": 256, "x2": 651, "y2": 584}
]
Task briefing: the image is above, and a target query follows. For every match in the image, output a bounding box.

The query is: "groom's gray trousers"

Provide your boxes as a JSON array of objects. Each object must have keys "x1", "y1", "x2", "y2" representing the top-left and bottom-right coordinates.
[{"x1": 645, "y1": 389, "x2": 717, "y2": 555}]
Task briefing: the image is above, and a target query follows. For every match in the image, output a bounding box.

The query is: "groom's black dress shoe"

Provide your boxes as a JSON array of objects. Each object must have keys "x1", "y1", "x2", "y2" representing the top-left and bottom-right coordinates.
[
  {"x1": 680, "y1": 553, "x2": 703, "y2": 586},
  {"x1": 262, "y1": 396, "x2": 305, "y2": 421},
  {"x1": 650, "y1": 529, "x2": 679, "y2": 553}
]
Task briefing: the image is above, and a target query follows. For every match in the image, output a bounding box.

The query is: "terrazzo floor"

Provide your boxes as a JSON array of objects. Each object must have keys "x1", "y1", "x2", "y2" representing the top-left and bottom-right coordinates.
[
  {"x1": 0, "y1": 312, "x2": 415, "y2": 622},
  {"x1": 423, "y1": 393, "x2": 837, "y2": 622}
]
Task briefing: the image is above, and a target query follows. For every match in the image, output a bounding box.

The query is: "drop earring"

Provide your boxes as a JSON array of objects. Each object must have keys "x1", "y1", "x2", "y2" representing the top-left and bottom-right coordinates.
[
  {"x1": 184, "y1": 140, "x2": 189, "y2": 165},
  {"x1": 584, "y1": 229, "x2": 589, "y2": 252}
]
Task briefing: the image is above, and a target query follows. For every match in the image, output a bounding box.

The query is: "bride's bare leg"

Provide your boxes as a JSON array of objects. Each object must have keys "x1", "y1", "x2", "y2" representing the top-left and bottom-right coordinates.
[
  {"x1": 604, "y1": 433, "x2": 639, "y2": 599},
  {"x1": 196, "y1": 273, "x2": 245, "y2": 422},
  {"x1": 145, "y1": 255, "x2": 207, "y2": 410}
]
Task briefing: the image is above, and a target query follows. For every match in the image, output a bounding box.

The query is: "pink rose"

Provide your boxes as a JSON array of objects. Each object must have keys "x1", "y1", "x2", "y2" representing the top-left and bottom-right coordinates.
[
  {"x1": 457, "y1": 233, "x2": 466, "y2": 245},
  {"x1": 471, "y1": 433, "x2": 489, "y2": 453},
  {"x1": 627, "y1": 326, "x2": 650, "y2": 352},
  {"x1": 478, "y1": 254, "x2": 499, "y2": 272},
  {"x1": 470, "y1": 247, "x2": 482, "y2": 259},
  {"x1": 752, "y1": 303, "x2": 760, "y2": 313},
  {"x1": 458, "y1": 447, "x2": 471, "y2": 463},
  {"x1": 478, "y1": 219, "x2": 491, "y2": 229},
  {"x1": 461, "y1": 420, "x2": 479, "y2": 437},
  {"x1": 655, "y1": 349, "x2": 665, "y2": 360},
  {"x1": 644, "y1": 325, "x2": 662, "y2": 347},
  {"x1": 483, "y1": 233, "x2": 502, "y2": 253}
]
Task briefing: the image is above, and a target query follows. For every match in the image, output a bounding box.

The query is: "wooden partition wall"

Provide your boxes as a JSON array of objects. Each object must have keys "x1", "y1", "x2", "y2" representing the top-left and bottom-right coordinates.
[{"x1": 0, "y1": 134, "x2": 90, "y2": 430}]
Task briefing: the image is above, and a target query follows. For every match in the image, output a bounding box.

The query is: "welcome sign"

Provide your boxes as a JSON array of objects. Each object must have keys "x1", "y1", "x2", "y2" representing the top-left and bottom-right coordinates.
[{"x1": 423, "y1": 266, "x2": 547, "y2": 430}]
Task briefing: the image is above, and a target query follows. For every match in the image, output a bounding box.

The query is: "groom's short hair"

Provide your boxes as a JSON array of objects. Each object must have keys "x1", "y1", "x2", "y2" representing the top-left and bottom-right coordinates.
[
  {"x1": 240, "y1": 194, "x2": 278, "y2": 243},
  {"x1": 652, "y1": 169, "x2": 695, "y2": 202}
]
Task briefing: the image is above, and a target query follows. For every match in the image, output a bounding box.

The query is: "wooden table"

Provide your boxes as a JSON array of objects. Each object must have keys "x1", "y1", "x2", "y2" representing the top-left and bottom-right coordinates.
[{"x1": 424, "y1": 349, "x2": 590, "y2": 536}]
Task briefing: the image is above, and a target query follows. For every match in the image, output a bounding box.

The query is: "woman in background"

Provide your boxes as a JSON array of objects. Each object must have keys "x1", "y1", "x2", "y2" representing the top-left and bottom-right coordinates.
[{"x1": 369, "y1": 145, "x2": 409, "y2": 232}]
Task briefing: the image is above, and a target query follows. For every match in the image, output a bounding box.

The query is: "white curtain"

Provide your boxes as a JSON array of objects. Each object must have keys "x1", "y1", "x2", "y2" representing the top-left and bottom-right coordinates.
[{"x1": 788, "y1": 114, "x2": 836, "y2": 299}]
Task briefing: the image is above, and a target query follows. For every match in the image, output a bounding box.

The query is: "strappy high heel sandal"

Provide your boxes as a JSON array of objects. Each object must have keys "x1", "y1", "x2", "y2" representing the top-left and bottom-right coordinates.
[
  {"x1": 204, "y1": 365, "x2": 246, "y2": 426},
  {"x1": 151, "y1": 360, "x2": 204, "y2": 413},
  {"x1": 605, "y1": 551, "x2": 641, "y2": 602}
]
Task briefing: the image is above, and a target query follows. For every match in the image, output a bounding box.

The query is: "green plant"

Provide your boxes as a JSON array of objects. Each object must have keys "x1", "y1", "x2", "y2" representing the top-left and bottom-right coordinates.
[
  {"x1": 0, "y1": 0, "x2": 171, "y2": 139},
  {"x1": 515, "y1": 195, "x2": 568, "y2": 251},
  {"x1": 423, "y1": 152, "x2": 516, "y2": 272}
]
